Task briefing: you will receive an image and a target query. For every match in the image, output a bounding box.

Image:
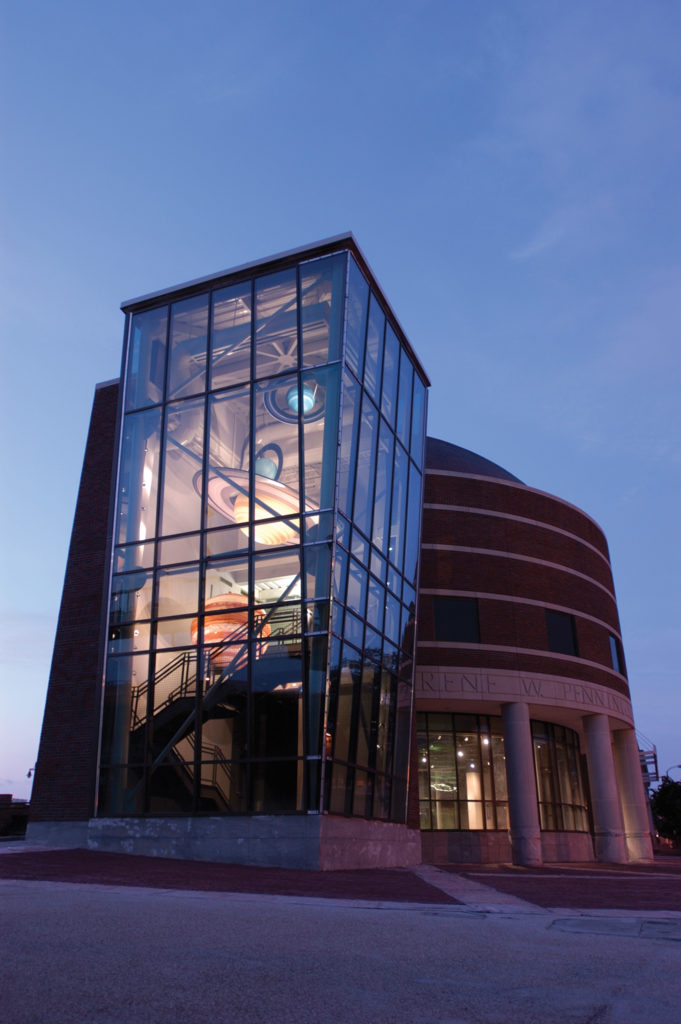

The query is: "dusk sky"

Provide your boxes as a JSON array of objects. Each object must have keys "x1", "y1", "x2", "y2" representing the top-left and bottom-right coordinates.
[{"x1": 2, "y1": 0, "x2": 679, "y2": 800}]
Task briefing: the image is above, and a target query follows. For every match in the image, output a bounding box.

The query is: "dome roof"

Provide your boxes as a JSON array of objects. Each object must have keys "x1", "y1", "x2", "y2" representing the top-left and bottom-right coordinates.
[{"x1": 425, "y1": 436, "x2": 524, "y2": 484}]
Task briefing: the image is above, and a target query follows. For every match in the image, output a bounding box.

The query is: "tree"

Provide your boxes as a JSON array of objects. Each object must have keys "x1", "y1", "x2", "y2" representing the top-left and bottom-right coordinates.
[{"x1": 650, "y1": 776, "x2": 681, "y2": 847}]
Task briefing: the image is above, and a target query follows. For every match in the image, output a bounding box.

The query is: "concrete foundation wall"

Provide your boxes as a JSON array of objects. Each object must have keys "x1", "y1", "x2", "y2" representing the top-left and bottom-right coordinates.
[
  {"x1": 26, "y1": 815, "x2": 421, "y2": 871},
  {"x1": 421, "y1": 829, "x2": 594, "y2": 865},
  {"x1": 421, "y1": 830, "x2": 512, "y2": 864},
  {"x1": 319, "y1": 817, "x2": 421, "y2": 870},
  {"x1": 541, "y1": 831, "x2": 594, "y2": 862},
  {"x1": 86, "y1": 816, "x2": 324, "y2": 869},
  {"x1": 26, "y1": 820, "x2": 91, "y2": 848}
]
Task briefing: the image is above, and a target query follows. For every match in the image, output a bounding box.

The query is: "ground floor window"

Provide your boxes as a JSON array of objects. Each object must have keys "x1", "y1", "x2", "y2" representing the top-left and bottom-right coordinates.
[
  {"x1": 417, "y1": 712, "x2": 589, "y2": 833},
  {"x1": 531, "y1": 721, "x2": 589, "y2": 831},
  {"x1": 417, "y1": 713, "x2": 509, "y2": 831}
]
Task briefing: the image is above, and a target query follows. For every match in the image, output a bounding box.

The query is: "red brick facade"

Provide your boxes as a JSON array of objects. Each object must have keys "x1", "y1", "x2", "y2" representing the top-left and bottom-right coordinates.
[
  {"x1": 417, "y1": 438, "x2": 630, "y2": 701},
  {"x1": 30, "y1": 382, "x2": 119, "y2": 821}
]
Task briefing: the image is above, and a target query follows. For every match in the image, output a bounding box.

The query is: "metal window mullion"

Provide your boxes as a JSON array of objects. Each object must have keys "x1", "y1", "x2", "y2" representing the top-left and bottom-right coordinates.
[
  {"x1": 94, "y1": 312, "x2": 132, "y2": 817},
  {"x1": 246, "y1": 276, "x2": 256, "y2": 812}
]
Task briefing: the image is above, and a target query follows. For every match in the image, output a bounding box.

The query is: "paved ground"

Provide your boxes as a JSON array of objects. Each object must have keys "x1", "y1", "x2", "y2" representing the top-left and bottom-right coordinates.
[
  {"x1": 2, "y1": 845, "x2": 680, "y2": 1024},
  {"x1": 1, "y1": 845, "x2": 680, "y2": 912}
]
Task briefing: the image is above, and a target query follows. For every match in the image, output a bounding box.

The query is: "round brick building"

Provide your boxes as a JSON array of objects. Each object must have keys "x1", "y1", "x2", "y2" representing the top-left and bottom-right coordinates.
[{"x1": 414, "y1": 437, "x2": 652, "y2": 866}]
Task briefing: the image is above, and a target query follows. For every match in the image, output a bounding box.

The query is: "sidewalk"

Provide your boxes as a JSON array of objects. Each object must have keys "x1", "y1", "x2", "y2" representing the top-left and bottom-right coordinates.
[{"x1": 1, "y1": 842, "x2": 680, "y2": 914}]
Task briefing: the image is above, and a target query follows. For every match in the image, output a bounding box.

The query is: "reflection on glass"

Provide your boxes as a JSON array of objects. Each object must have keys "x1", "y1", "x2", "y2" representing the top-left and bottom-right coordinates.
[
  {"x1": 205, "y1": 386, "x2": 250, "y2": 529},
  {"x1": 167, "y1": 295, "x2": 208, "y2": 399},
  {"x1": 302, "y1": 365, "x2": 340, "y2": 511},
  {"x1": 211, "y1": 282, "x2": 252, "y2": 390},
  {"x1": 116, "y1": 408, "x2": 162, "y2": 548},
  {"x1": 372, "y1": 419, "x2": 394, "y2": 555},
  {"x1": 115, "y1": 542, "x2": 155, "y2": 574},
  {"x1": 395, "y1": 352, "x2": 413, "y2": 449},
  {"x1": 157, "y1": 533, "x2": 201, "y2": 566},
  {"x1": 125, "y1": 307, "x2": 167, "y2": 411},
  {"x1": 255, "y1": 269, "x2": 298, "y2": 378},
  {"x1": 363, "y1": 294, "x2": 385, "y2": 405},
  {"x1": 344, "y1": 256, "x2": 369, "y2": 379},
  {"x1": 110, "y1": 570, "x2": 153, "y2": 624},
  {"x1": 156, "y1": 565, "x2": 199, "y2": 618},
  {"x1": 337, "y1": 371, "x2": 361, "y2": 516},
  {"x1": 352, "y1": 396, "x2": 378, "y2": 537},
  {"x1": 301, "y1": 253, "x2": 345, "y2": 366},
  {"x1": 103, "y1": 243, "x2": 427, "y2": 820},
  {"x1": 159, "y1": 398, "x2": 204, "y2": 536},
  {"x1": 411, "y1": 374, "x2": 426, "y2": 457},
  {"x1": 381, "y1": 325, "x2": 399, "y2": 427}
]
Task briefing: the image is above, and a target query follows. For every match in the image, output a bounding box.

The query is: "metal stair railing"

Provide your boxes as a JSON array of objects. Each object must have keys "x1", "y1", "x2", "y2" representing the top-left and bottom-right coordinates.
[{"x1": 124, "y1": 572, "x2": 301, "y2": 806}]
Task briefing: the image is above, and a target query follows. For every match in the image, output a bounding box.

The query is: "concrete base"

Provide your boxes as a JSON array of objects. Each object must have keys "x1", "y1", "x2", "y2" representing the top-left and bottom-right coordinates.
[
  {"x1": 421, "y1": 830, "x2": 512, "y2": 865},
  {"x1": 541, "y1": 831, "x2": 594, "y2": 863},
  {"x1": 319, "y1": 816, "x2": 421, "y2": 870},
  {"x1": 421, "y1": 830, "x2": 595, "y2": 865},
  {"x1": 25, "y1": 820, "x2": 90, "y2": 848},
  {"x1": 25, "y1": 815, "x2": 421, "y2": 871}
]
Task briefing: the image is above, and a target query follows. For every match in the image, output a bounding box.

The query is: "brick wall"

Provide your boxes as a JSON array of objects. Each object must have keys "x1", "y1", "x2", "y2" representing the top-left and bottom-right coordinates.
[{"x1": 30, "y1": 381, "x2": 120, "y2": 822}]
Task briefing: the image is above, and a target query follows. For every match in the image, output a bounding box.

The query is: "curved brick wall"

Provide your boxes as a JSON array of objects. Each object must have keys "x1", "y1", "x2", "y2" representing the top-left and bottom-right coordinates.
[{"x1": 417, "y1": 437, "x2": 631, "y2": 708}]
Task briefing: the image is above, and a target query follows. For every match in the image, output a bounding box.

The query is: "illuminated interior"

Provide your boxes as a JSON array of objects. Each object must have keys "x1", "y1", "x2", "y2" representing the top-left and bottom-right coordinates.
[{"x1": 99, "y1": 245, "x2": 428, "y2": 820}]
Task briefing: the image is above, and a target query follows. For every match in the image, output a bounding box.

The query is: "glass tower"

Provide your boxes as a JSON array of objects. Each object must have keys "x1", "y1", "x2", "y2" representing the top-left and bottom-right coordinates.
[{"x1": 98, "y1": 238, "x2": 428, "y2": 822}]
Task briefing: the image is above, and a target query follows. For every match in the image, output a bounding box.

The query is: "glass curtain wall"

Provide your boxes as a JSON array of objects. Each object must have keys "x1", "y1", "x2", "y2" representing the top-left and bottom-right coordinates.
[
  {"x1": 325, "y1": 256, "x2": 427, "y2": 822},
  {"x1": 417, "y1": 712, "x2": 589, "y2": 833},
  {"x1": 99, "y1": 249, "x2": 427, "y2": 822}
]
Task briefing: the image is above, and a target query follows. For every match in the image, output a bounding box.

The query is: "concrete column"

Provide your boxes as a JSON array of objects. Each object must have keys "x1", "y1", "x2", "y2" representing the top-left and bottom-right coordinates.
[
  {"x1": 613, "y1": 728, "x2": 654, "y2": 863},
  {"x1": 582, "y1": 714, "x2": 627, "y2": 863},
  {"x1": 501, "y1": 702, "x2": 542, "y2": 866}
]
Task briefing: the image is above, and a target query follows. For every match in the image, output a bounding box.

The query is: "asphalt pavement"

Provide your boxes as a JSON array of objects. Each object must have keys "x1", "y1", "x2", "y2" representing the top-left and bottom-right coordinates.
[{"x1": 2, "y1": 844, "x2": 680, "y2": 1024}]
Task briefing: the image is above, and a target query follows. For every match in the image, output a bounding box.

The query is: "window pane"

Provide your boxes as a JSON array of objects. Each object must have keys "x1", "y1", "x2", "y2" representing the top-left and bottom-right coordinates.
[
  {"x1": 156, "y1": 565, "x2": 199, "y2": 618},
  {"x1": 157, "y1": 533, "x2": 200, "y2": 566},
  {"x1": 255, "y1": 269, "x2": 298, "y2": 378},
  {"x1": 114, "y1": 541, "x2": 155, "y2": 574},
  {"x1": 205, "y1": 386, "x2": 250, "y2": 530},
  {"x1": 372, "y1": 419, "x2": 394, "y2": 555},
  {"x1": 116, "y1": 408, "x2": 162, "y2": 548},
  {"x1": 346, "y1": 558, "x2": 367, "y2": 619},
  {"x1": 337, "y1": 371, "x2": 361, "y2": 516},
  {"x1": 395, "y1": 351, "x2": 413, "y2": 449},
  {"x1": 110, "y1": 570, "x2": 153, "y2": 625},
  {"x1": 546, "y1": 610, "x2": 578, "y2": 656},
  {"x1": 125, "y1": 307, "x2": 167, "y2": 411},
  {"x1": 302, "y1": 364, "x2": 340, "y2": 511},
  {"x1": 389, "y1": 443, "x2": 408, "y2": 569},
  {"x1": 363, "y1": 293, "x2": 385, "y2": 404},
  {"x1": 211, "y1": 282, "x2": 252, "y2": 390},
  {"x1": 410, "y1": 373, "x2": 426, "y2": 457},
  {"x1": 304, "y1": 542, "x2": 332, "y2": 601},
  {"x1": 159, "y1": 398, "x2": 204, "y2": 537},
  {"x1": 352, "y1": 396, "x2": 378, "y2": 537},
  {"x1": 252, "y1": 376, "x2": 301, "y2": 535},
  {"x1": 301, "y1": 253, "x2": 345, "y2": 365},
  {"x1": 167, "y1": 295, "x2": 208, "y2": 399},
  {"x1": 253, "y1": 550, "x2": 302, "y2": 605},
  {"x1": 433, "y1": 597, "x2": 480, "y2": 643},
  {"x1": 344, "y1": 256, "x2": 368, "y2": 379},
  {"x1": 381, "y1": 325, "x2": 399, "y2": 428},
  {"x1": 403, "y1": 464, "x2": 422, "y2": 585}
]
